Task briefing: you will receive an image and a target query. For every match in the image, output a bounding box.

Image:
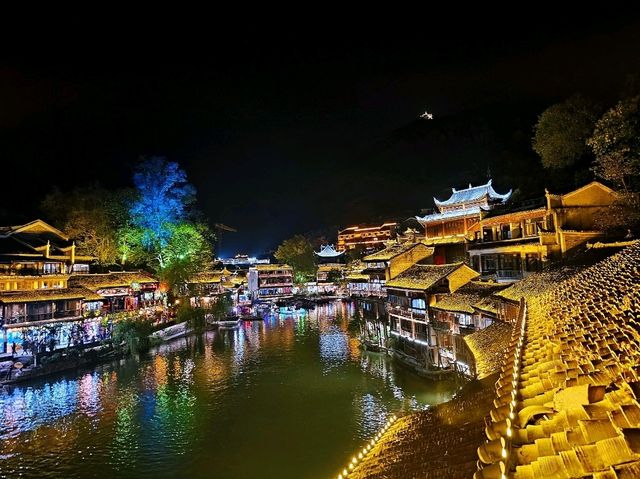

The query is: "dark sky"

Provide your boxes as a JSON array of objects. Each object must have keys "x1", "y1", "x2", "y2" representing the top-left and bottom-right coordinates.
[{"x1": 2, "y1": 14, "x2": 640, "y2": 256}]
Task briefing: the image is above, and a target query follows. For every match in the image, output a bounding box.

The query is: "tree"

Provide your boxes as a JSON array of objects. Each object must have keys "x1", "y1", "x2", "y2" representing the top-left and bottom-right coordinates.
[
  {"x1": 41, "y1": 185, "x2": 134, "y2": 265},
  {"x1": 274, "y1": 234, "x2": 316, "y2": 283},
  {"x1": 533, "y1": 94, "x2": 600, "y2": 169},
  {"x1": 129, "y1": 157, "x2": 196, "y2": 267},
  {"x1": 588, "y1": 95, "x2": 640, "y2": 191},
  {"x1": 159, "y1": 222, "x2": 214, "y2": 292},
  {"x1": 592, "y1": 193, "x2": 640, "y2": 236}
]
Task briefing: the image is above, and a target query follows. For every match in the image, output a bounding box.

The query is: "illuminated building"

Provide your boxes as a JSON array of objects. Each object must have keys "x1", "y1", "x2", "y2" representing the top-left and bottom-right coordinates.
[
  {"x1": 385, "y1": 262, "x2": 479, "y2": 371},
  {"x1": 416, "y1": 179, "x2": 512, "y2": 264},
  {"x1": 69, "y1": 271, "x2": 162, "y2": 312},
  {"x1": 247, "y1": 264, "x2": 293, "y2": 300},
  {"x1": 336, "y1": 223, "x2": 397, "y2": 252},
  {"x1": 467, "y1": 181, "x2": 618, "y2": 282},
  {"x1": 0, "y1": 220, "x2": 103, "y2": 353},
  {"x1": 314, "y1": 245, "x2": 345, "y2": 293},
  {"x1": 219, "y1": 254, "x2": 270, "y2": 266},
  {"x1": 350, "y1": 242, "x2": 434, "y2": 298}
]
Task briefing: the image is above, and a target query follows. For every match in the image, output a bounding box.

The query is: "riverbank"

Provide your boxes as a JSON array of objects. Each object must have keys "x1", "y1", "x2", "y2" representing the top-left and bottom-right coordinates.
[
  {"x1": 347, "y1": 373, "x2": 498, "y2": 479},
  {"x1": 0, "y1": 321, "x2": 190, "y2": 387},
  {"x1": 0, "y1": 345, "x2": 122, "y2": 386}
]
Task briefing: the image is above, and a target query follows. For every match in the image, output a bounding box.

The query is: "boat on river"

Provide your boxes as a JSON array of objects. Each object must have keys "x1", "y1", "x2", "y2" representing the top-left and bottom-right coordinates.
[{"x1": 216, "y1": 315, "x2": 242, "y2": 328}]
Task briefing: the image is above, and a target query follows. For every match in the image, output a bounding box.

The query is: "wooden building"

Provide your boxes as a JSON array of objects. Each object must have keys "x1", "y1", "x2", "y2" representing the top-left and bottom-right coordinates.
[
  {"x1": 349, "y1": 242, "x2": 434, "y2": 298},
  {"x1": 467, "y1": 181, "x2": 618, "y2": 282},
  {"x1": 384, "y1": 262, "x2": 479, "y2": 372},
  {"x1": 248, "y1": 264, "x2": 294, "y2": 300},
  {"x1": 336, "y1": 223, "x2": 397, "y2": 252},
  {"x1": 68, "y1": 271, "x2": 162, "y2": 313},
  {"x1": 416, "y1": 180, "x2": 512, "y2": 264}
]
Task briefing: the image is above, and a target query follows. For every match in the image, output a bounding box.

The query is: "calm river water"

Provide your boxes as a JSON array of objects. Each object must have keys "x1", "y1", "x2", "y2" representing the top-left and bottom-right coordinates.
[{"x1": 0, "y1": 302, "x2": 458, "y2": 479}]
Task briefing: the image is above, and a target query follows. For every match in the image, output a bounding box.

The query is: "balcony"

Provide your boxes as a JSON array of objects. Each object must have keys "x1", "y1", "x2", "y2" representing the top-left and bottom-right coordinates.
[
  {"x1": 3, "y1": 309, "x2": 83, "y2": 326},
  {"x1": 387, "y1": 305, "x2": 428, "y2": 323}
]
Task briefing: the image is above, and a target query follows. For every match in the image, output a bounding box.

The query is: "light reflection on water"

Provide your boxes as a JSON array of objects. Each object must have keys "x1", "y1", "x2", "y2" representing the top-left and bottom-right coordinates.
[{"x1": 0, "y1": 301, "x2": 459, "y2": 479}]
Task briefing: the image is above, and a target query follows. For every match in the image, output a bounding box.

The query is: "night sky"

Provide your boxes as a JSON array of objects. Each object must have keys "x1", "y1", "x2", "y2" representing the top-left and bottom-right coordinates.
[{"x1": 2, "y1": 15, "x2": 640, "y2": 256}]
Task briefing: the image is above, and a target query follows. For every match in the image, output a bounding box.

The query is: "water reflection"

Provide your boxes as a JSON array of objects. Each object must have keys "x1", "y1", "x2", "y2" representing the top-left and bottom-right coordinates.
[{"x1": 0, "y1": 301, "x2": 458, "y2": 479}]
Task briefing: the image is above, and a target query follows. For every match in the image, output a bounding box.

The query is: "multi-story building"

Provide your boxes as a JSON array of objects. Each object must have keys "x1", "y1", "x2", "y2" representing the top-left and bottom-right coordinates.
[
  {"x1": 336, "y1": 223, "x2": 397, "y2": 252},
  {"x1": 416, "y1": 180, "x2": 512, "y2": 264},
  {"x1": 348, "y1": 242, "x2": 434, "y2": 298},
  {"x1": 248, "y1": 264, "x2": 294, "y2": 300},
  {"x1": 69, "y1": 271, "x2": 162, "y2": 313},
  {"x1": 0, "y1": 220, "x2": 103, "y2": 354},
  {"x1": 385, "y1": 262, "x2": 480, "y2": 371},
  {"x1": 467, "y1": 181, "x2": 618, "y2": 282}
]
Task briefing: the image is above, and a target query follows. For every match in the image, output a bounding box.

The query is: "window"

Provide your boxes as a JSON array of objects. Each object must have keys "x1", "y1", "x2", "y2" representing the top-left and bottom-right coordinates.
[{"x1": 481, "y1": 255, "x2": 497, "y2": 273}]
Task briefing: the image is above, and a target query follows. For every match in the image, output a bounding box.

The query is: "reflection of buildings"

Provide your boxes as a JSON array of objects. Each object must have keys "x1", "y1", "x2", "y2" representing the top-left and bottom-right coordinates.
[
  {"x1": 417, "y1": 180, "x2": 512, "y2": 264},
  {"x1": 467, "y1": 181, "x2": 618, "y2": 282},
  {"x1": 248, "y1": 264, "x2": 293, "y2": 300},
  {"x1": 336, "y1": 223, "x2": 397, "y2": 252}
]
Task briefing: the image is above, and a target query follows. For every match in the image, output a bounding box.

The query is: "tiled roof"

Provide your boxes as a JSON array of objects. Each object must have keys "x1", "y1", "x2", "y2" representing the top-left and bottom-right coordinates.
[
  {"x1": 0, "y1": 286, "x2": 98, "y2": 304},
  {"x1": 464, "y1": 321, "x2": 514, "y2": 378},
  {"x1": 494, "y1": 267, "x2": 583, "y2": 302},
  {"x1": 477, "y1": 242, "x2": 640, "y2": 478},
  {"x1": 432, "y1": 282, "x2": 506, "y2": 314},
  {"x1": 318, "y1": 264, "x2": 344, "y2": 272},
  {"x1": 187, "y1": 272, "x2": 223, "y2": 284},
  {"x1": 363, "y1": 243, "x2": 433, "y2": 262},
  {"x1": 315, "y1": 244, "x2": 344, "y2": 258},
  {"x1": 434, "y1": 179, "x2": 512, "y2": 207},
  {"x1": 69, "y1": 271, "x2": 158, "y2": 290},
  {"x1": 422, "y1": 236, "x2": 467, "y2": 246},
  {"x1": 416, "y1": 206, "x2": 483, "y2": 224},
  {"x1": 386, "y1": 263, "x2": 467, "y2": 291},
  {"x1": 254, "y1": 264, "x2": 293, "y2": 271}
]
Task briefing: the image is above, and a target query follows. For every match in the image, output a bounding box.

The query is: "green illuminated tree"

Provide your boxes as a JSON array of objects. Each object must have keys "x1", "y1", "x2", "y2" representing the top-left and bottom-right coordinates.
[
  {"x1": 532, "y1": 94, "x2": 600, "y2": 169},
  {"x1": 159, "y1": 222, "x2": 214, "y2": 290},
  {"x1": 274, "y1": 235, "x2": 316, "y2": 283}
]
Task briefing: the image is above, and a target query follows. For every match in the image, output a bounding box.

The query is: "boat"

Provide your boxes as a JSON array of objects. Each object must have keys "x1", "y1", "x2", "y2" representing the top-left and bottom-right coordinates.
[{"x1": 216, "y1": 315, "x2": 242, "y2": 328}]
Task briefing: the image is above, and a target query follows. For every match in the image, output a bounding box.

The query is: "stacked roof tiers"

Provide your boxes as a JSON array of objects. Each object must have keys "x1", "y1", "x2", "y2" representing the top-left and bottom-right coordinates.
[{"x1": 476, "y1": 241, "x2": 640, "y2": 479}]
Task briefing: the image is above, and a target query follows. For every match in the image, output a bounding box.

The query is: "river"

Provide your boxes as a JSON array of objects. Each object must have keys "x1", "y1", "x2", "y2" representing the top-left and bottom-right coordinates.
[{"x1": 0, "y1": 301, "x2": 459, "y2": 478}]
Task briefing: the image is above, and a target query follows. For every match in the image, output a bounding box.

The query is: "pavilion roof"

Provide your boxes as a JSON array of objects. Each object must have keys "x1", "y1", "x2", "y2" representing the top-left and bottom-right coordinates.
[
  {"x1": 416, "y1": 205, "x2": 483, "y2": 224},
  {"x1": 315, "y1": 244, "x2": 345, "y2": 258},
  {"x1": 433, "y1": 179, "x2": 512, "y2": 208}
]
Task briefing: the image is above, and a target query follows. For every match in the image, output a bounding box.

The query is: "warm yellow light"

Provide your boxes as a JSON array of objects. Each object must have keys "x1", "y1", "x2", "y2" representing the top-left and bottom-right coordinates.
[
  {"x1": 351, "y1": 457, "x2": 357, "y2": 464},
  {"x1": 348, "y1": 464, "x2": 354, "y2": 470},
  {"x1": 358, "y1": 453, "x2": 363, "y2": 459},
  {"x1": 507, "y1": 427, "x2": 512, "y2": 438},
  {"x1": 501, "y1": 447, "x2": 507, "y2": 458}
]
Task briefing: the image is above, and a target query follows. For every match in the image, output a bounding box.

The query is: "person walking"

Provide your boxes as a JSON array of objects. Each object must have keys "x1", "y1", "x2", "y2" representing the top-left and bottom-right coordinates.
[{"x1": 11, "y1": 342, "x2": 16, "y2": 357}]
